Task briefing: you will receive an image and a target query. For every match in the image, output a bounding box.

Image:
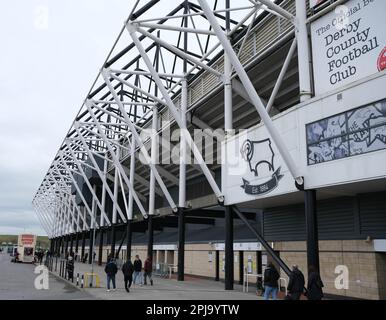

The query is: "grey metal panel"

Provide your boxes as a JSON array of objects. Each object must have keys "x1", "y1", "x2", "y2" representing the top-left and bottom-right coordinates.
[
  {"x1": 263, "y1": 197, "x2": 362, "y2": 241},
  {"x1": 263, "y1": 204, "x2": 306, "y2": 241},
  {"x1": 359, "y1": 192, "x2": 386, "y2": 238},
  {"x1": 318, "y1": 197, "x2": 357, "y2": 239}
]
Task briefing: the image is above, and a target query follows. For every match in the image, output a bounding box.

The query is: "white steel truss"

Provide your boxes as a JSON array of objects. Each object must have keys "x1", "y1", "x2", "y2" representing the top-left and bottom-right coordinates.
[{"x1": 33, "y1": 0, "x2": 313, "y2": 239}]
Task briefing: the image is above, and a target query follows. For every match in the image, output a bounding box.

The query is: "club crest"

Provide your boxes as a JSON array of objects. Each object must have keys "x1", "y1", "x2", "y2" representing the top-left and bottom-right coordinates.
[{"x1": 240, "y1": 138, "x2": 284, "y2": 195}]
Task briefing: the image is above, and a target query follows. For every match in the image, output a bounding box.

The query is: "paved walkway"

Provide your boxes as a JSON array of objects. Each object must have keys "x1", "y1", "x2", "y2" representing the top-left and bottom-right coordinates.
[
  {"x1": 0, "y1": 253, "x2": 92, "y2": 300},
  {"x1": 50, "y1": 258, "x2": 264, "y2": 300}
]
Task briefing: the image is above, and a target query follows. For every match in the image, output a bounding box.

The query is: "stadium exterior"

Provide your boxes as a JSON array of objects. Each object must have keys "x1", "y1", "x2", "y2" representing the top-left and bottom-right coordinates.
[{"x1": 33, "y1": 0, "x2": 386, "y2": 299}]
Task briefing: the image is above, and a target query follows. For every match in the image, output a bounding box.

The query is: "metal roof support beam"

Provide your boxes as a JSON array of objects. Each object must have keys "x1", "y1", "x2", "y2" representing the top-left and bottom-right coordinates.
[
  {"x1": 134, "y1": 22, "x2": 216, "y2": 36},
  {"x1": 98, "y1": 75, "x2": 178, "y2": 212},
  {"x1": 109, "y1": 69, "x2": 185, "y2": 79},
  {"x1": 55, "y1": 191, "x2": 82, "y2": 234},
  {"x1": 179, "y1": 79, "x2": 187, "y2": 208},
  {"x1": 60, "y1": 150, "x2": 114, "y2": 226},
  {"x1": 149, "y1": 107, "x2": 158, "y2": 215},
  {"x1": 266, "y1": 38, "x2": 297, "y2": 113},
  {"x1": 33, "y1": 202, "x2": 53, "y2": 236},
  {"x1": 126, "y1": 23, "x2": 224, "y2": 202},
  {"x1": 67, "y1": 133, "x2": 126, "y2": 223},
  {"x1": 295, "y1": 0, "x2": 312, "y2": 102},
  {"x1": 33, "y1": 196, "x2": 55, "y2": 229},
  {"x1": 128, "y1": 135, "x2": 136, "y2": 220},
  {"x1": 198, "y1": 0, "x2": 303, "y2": 186},
  {"x1": 84, "y1": 103, "x2": 149, "y2": 217},
  {"x1": 132, "y1": 25, "x2": 223, "y2": 79},
  {"x1": 55, "y1": 158, "x2": 99, "y2": 229},
  {"x1": 251, "y1": 0, "x2": 294, "y2": 21}
]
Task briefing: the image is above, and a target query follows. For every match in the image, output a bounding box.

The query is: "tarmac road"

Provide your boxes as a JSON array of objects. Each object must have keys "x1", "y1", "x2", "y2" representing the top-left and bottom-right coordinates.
[{"x1": 0, "y1": 252, "x2": 92, "y2": 300}]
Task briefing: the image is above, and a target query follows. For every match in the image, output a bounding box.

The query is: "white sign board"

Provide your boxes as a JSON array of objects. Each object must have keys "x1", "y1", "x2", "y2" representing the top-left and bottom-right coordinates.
[
  {"x1": 214, "y1": 242, "x2": 262, "y2": 251},
  {"x1": 311, "y1": 0, "x2": 386, "y2": 95},
  {"x1": 221, "y1": 111, "x2": 299, "y2": 206},
  {"x1": 221, "y1": 72, "x2": 386, "y2": 207}
]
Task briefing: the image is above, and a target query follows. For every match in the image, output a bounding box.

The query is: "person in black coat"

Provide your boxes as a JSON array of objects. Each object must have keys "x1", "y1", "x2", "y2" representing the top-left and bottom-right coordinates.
[
  {"x1": 287, "y1": 265, "x2": 305, "y2": 300},
  {"x1": 306, "y1": 266, "x2": 324, "y2": 300},
  {"x1": 122, "y1": 260, "x2": 134, "y2": 293},
  {"x1": 66, "y1": 256, "x2": 74, "y2": 281},
  {"x1": 263, "y1": 262, "x2": 280, "y2": 300},
  {"x1": 133, "y1": 255, "x2": 143, "y2": 286},
  {"x1": 104, "y1": 258, "x2": 118, "y2": 291}
]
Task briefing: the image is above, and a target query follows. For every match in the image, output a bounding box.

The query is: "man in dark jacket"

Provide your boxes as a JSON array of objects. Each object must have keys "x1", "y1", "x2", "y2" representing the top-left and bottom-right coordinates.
[
  {"x1": 121, "y1": 260, "x2": 134, "y2": 292},
  {"x1": 66, "y1": 256, "x2": 74, "y2": 282},
  {"x1": 143, "y1": 256, "x2": 154, "y2": 286},
  {"x1": 104, "y1": 258, "x2": 118, "y2": 292},
  {"x1": 287, "y1": 265, "x2": 305, "y2": 300},
  {"x1": 306, "y1": 266, "x2": 324, "y2": 300},
  {"x1": 133, "y1": 255, "x2": 143, "y2": 286},
  {"x1": 263, "y1": 262, "x2": 280, "y2": 300}
]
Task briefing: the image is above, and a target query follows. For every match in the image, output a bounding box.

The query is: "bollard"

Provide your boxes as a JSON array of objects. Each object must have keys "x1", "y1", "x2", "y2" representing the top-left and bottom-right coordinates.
[
  {"x1": 59, "y1": 261, "x2": 62, "y2": 277},
  {"x1": 64, "y1": 261, "x2": 67, "y2": 279},
  {"x1": 76, "y1": 273, "x2": 79, "y2": 286},
  {"x1": 81, "y1": 274, "x2": 84, "y2": 288}
]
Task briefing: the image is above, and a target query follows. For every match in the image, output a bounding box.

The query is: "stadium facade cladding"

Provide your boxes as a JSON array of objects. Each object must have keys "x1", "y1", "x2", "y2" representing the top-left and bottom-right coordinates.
[{"x1": 32, "y1": 0, "x2": 386, "y2": 300}]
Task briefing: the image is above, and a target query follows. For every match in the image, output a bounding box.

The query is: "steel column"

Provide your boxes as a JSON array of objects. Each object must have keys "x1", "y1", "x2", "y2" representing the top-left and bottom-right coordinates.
[
  {"x1": 225, "y1": 206, "x2": 234, "y2": 290},
  {"x1": 147, "y1": 215, "x2": 154, "y2": 258},
  {"x1": 149, "y1": 107, "x2": 158, "y2": 216},
  {"x1": 295, "y1": 0, "x2": 312, "y2": 101},
  {"x1": 239, "y1": 251, "x2": 244, "y2": 285},
  {"x1": 110, "y1": 225, "x2": 116, "y2": 259},
  {"x1": 70, "y1": 234, "x2": 74, "y2": 254},
  {"x1": 81, "y1": 230, "x2": 86, "y2": 262},
  {"x1": 88, "y1": 229, "x2": 94, "y2": 264},
  {"x1": 126, "y1": 220, "x2": 132, "y2": 261},
  {"x1": 177, "y1": 208, "x2": 185, "y2": 281},
  {"x1": 98, "y1": 229, "x2": 104, "y2": 266},
  {"x1": 75, "y1": 232, "x2": 79, "y2": 258},
  {"x1": 256, "y1": 251, "x2": 263, "y2": 289},
  {"x1": 215, "y1": 250, "x2": 220, "y2": 281},
  {"x1": 305, "y1": 190, "x2": 320, "y2": 274}
]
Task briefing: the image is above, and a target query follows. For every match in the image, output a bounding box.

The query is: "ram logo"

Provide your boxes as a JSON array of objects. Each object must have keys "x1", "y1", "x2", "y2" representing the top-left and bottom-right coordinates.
[
  {"x1": 240, "y1": 138, "x2": 284, "y2": 196},
  {"x1": 240, "y1": 139, "x2": 275, "y2": 177}
]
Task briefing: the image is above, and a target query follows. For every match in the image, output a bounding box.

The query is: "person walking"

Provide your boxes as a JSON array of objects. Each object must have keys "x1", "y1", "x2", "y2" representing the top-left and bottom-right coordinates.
[
  {"x1": 306, "y1": 266, "x2": 324, "y2": 300},
  {"x1": 263, "y1": 262, "x2": 280, "y2": 300},
  {"x1": 104, "y1": 257, "x2": 118, "y2": 292},
  {"x1": 133, "y1": 255, "x2": 143, "y2": 286},
  {"x1": 66, "y1": 256, "x2": 74, "y2": 282},
  {"x1": 143, "y1": 255, "x2": 154, "y2": 286},
  {"x1": 122, "y1": 260, "x2": 134, "y2": 292},
  {"x1": 287, "y1": 265, "x2": 305, "y2": 300}
]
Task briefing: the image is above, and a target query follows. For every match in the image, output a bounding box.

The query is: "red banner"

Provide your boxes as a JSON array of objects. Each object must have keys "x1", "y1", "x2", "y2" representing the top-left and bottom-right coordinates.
[{"x1": 21, "y1": 234, "x2": 35, "y2": 246}]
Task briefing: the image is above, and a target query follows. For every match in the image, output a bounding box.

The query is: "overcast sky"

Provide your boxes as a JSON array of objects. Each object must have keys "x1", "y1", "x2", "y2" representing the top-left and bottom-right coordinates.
[
  {"x1": 0, "y1": 0, "x2": 255, "y2": 236},
  {"x1": 0, "y1": 0, "x2": 137, "y2": 236}
]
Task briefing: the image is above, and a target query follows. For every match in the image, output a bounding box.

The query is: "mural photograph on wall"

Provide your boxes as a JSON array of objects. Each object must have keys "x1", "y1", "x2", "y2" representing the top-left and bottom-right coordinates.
[{"x1": 306, "y1": 99, "x2": 386, "y2": 165}]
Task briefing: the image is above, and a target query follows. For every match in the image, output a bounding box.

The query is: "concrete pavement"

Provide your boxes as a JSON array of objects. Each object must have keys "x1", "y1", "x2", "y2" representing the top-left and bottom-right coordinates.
[
  {"x1": 0, "y1": 252, "x2": 92, "y2": 300},
  {"x1": 50, "y1": 258, "x2": 264, "y2": 300}
]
